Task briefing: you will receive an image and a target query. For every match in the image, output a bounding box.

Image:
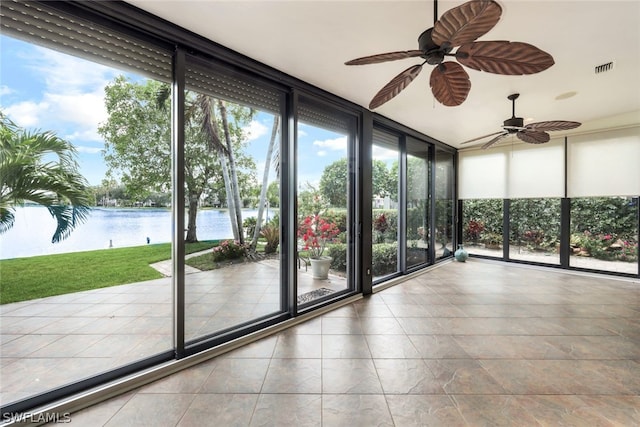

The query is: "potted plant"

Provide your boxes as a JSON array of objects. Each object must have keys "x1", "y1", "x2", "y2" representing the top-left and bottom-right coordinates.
[{"x1": 298, "y1": 214, "x2": 340, "y2": 279}]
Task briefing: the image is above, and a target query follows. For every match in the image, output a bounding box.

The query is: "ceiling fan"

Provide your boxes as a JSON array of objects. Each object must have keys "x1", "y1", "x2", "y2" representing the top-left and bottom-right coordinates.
[
  {"x1": 460, "y1": 93, "x2": 582, "y2": 149},
  {"x1": 345, "y1": 0, "x2": 555, "y2": 108}
]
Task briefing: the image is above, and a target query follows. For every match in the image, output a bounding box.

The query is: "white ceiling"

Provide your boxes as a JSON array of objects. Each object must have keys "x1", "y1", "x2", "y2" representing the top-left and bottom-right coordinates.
[{"x1": 127, "y1": 0, "x2": 640, "y2": 148}]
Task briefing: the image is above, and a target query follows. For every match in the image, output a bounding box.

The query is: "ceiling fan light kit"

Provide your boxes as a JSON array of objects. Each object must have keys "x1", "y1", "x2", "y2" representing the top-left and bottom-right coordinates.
[{"x1": 345, "y1": 0, "x2": 555, "y2": 108}]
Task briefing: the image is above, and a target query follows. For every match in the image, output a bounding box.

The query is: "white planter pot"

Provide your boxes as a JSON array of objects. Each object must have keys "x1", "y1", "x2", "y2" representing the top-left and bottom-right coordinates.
[{"x1": 309, "y1": 256, "x2": 332, "y2": 279}]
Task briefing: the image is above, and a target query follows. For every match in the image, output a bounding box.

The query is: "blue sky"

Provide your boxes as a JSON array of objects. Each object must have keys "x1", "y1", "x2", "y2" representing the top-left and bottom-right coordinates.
[{"x1": 1, "y1": 35, "x2": 350, "y2": 188}]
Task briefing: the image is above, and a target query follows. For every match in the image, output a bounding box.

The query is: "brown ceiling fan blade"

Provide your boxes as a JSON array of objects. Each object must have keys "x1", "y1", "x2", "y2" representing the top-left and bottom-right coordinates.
[
  {"x1": 369, "y1": 64, "x2": 423, "y2": 109},
  {"x1": 432, "y1": 0, "x2": 502, "y2": 48},
  {"x1": 460, "y1": 130, "x2": 505, "y2": 144},
  {"x1": 526, "y1": 120, "x2": 582, "y2": 132},
  {"x1": 429, "y1": 62, "x2": 471, "y2": 107},
  {"x1": 481, "y1": 132, "x2": 508, "y2": 149},
  {"x1": 457, "y1": 41, "x2": 555, "y2": 75},
  {"x1": 345, "y1": 50, "x2": 424, "y2": 65},
  {"x1": 517, "y1": 130, "x2": 550, "y2": 144}
]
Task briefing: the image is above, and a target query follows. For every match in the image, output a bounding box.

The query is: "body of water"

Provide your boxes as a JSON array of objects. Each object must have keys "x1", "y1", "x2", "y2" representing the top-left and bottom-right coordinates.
[{"x1": 0, "y1": 206, "x2": 261, "y2": 259}]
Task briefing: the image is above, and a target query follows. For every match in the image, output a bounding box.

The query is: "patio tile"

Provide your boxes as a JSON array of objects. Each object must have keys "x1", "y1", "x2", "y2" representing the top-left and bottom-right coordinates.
[
  {"x1": 29, "y1": 334, "x2": 105, "y2": 357},
  {"x1": 321, "y1": 317, "x2": 363, "y2": 335},
  {"x1": 322, "y1": 359, "x2": 383, "y2": 394},
  {"x1": 261, "y1": 358, "x2": 321, "y2": 394},
  {"x1": 365, "y1": 334, "x2": 421, "y2": 359},
  {"x1": 200, "y1": 358, "x2": 270, "y2": 393},
  {"x1": 322, "y1": 394, "x2": 393, "y2": 427},
  {"x1": 322, "y1": 334, "x2": 371, "y2": 359},
  {"x1": 103, "y1": 393, "x2": 195, "y2": 427},
  {"x1": 1, "y1": 334, "x2": 64, "y2": 357},
  {"x1": 272, "y1": 334, "x2": 322, "y2": 358},
  {"x1": 177, "y1": 394, "x2": 258, "y2": 427},
  {"x1": 386, "y1": 395, "x2": 467, "y2": 427},
  {"x1": 374, "y1": 359, "x2": 443, "y2": 394},
  {"x1": 250, "y1": 394, "x2": 321, "y2": 427}
]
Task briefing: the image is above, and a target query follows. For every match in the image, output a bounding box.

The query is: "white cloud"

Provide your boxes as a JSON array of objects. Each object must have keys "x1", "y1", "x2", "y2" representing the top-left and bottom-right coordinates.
[
  {"x1": 0, "y1": 85, "x2": 13, "y2": 96},
  {"x1": 312, "y1": 136, "x2": 347, "y2": 151},
  {"x1": 45, "y1": 91, "x2": 107, "y2": 137},
  {"x1": 244, "y1": 120, "x2": 269, "y2": 142},
  {"x1": 75, "y1": 145, "x2": 103, "y2": 154},
  {"x1": 4, "y1": 44, "x2": 117, "y2": 140},
  {"x1": 31, "y1": 46, "x2": 119, "y2": 93},
  {"x1": 4, "y1": 100, "x2": 50, "y2": 128},
  {"x1": 317, "y1": 150, "x2": 327, "y2": 157},
  {"x1": 372, "y1": 144, "x2": 398, "y2": 160}
]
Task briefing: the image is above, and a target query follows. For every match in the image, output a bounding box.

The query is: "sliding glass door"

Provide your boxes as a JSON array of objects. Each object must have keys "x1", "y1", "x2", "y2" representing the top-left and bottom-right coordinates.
[
  {"x1": 435, "y1": 149, "x2": 454, "y2": 260},
  {"x1": 405, "y1": 137, "x2": 431, "y2": 269},
  {"x1": 183, "y1": 56, "x2": 286, "y2": 344},
  {"x1": 372, "y1": 129, "x2": 400, "y2": 280},
  {"x1": 295, "y1": 95, "x2": 356, "y2": 306}
]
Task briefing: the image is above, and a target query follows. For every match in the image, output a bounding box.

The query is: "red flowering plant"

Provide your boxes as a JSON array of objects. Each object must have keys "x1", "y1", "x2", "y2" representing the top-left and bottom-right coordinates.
[{"x1": 297, "y1": 214, "x2": 340, "y2": 259}]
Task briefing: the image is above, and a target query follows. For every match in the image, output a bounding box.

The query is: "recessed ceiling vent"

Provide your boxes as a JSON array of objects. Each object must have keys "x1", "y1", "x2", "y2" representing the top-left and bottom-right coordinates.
[{"x1": 594, "y1": 61, "x2": 614, "y2": 74}]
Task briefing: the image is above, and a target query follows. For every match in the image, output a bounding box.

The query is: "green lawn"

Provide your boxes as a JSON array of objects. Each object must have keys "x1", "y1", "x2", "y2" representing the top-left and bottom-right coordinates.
[{"x1": 0, "y1": 241, "x2": 217, "y2": 304}]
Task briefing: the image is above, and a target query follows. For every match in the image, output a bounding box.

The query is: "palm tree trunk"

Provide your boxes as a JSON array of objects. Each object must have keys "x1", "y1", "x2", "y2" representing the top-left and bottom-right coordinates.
[
  {"x1": 218, "y1": 100, "x2": 244, "y2": 244},
  {"x1": 218, "y1": 150, "x2": 240, "y2": 240},
  {"x1": 198, "y1": 95, "x2": 241, "y2": 242},
  {"x1": 185, "y1": 190, "x2": 201, "y2": 242},
  {"x1": 251, "y1": 115, "x2": 279, "y2": 250}
]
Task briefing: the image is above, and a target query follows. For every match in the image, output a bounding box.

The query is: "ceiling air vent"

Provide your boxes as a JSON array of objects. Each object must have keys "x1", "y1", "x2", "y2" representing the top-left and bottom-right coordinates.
[{"x1": 594, "y1": 61, "x2": 614, "y2": 74}]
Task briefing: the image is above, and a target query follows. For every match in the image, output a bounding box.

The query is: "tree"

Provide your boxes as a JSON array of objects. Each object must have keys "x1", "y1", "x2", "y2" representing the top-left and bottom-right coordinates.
[
  {"x1": 267, "y1": 181, "x2": 280, "y2": 207},
  {"x1": 250, "y1": 116, "x2": 279, "y2": 250},
  {"x1": 372, "y1": 159, "x2": 393, "y2": 198},
  {"x1": 319, "y1": 158, "x2": 348, "y2": 207},
  {"x1": 0, "y1": 113, "x2": 91, "y2": 242},
  {"x1": 99, "y1": 76, "x2": 256, "y2": 242}
]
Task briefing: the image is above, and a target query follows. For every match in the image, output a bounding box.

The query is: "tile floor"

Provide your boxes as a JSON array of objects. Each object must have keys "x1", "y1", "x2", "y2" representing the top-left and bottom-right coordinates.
[
  {"x1": 43, "y1": 260, "x2": 639, "y2": 426},
  {"x1": 0, "y1": 257, "x2": 345, "y2": 406}
]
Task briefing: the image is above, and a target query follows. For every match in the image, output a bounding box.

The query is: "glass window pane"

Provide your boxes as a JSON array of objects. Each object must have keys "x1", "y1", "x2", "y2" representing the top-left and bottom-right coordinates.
[
  {"x1": 406, "y1": 138, "x2": 430, "y2": 268},
  {"x1": 461, "y1": 199, "x2": 503, "y2": 256},
  {"x1": 296, "y1": 96, "x2": 354, "y2": 305},
  {"x1": 183, "y1": 57, "x2": 284, "y2": 343},
  {"x1": 372, "y1": 129, "x2": 400, "y2": 281},
  {"x1": 570, "y1": 197, "x2": 639, "y2": 274},
  {"x1": 0, "y1": 34, "x2": 172, "y2": 406},
  {"x1": 509, "y1": 198, "x2": 561, "y2": 265},
  {"x1": 435, "y1": 149, "x2": 454, "y2": 259}
]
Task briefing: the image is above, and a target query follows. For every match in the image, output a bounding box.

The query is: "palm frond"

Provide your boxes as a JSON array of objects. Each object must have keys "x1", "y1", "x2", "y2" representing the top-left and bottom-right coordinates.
[
  {"x1": 197, "y1": 95, "x2": 228, "y2": 155},
  {"x1": 0, "y1": 207, "x2": 15, "y2": 234},
  {"x1": 0, "y1": 111, "x2": 91, "y2": 241}
]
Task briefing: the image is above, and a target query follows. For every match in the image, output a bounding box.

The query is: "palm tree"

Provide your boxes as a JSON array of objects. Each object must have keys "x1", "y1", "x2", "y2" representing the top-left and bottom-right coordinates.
[
  {"x1": 0, "y1": 113, "x2": 91, "y2": 243},
  {"x1": 250, "y1": 115, "x2": 279, "y2": 250},
  {"x1": 157, "y1": 87, "x2": 247, "y2": 243}
]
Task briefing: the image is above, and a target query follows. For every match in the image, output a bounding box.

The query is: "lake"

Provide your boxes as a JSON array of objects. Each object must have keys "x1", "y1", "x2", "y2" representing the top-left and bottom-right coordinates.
[{"x1": 0, "y1": 206, "x2": 263, "y2": 260}]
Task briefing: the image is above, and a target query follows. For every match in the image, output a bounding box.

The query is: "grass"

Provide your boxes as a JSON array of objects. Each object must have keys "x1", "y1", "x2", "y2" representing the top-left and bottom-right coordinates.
[{"x1": 0, "y1": 241, "x2": 217, "y2": 304}]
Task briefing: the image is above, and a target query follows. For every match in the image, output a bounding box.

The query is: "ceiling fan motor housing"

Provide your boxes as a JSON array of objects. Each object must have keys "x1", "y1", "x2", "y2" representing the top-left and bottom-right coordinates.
[
  {"x1": 418, "y1": 28, "x2": 452, "y2": 65},
  {"x1": 503, "y1": 116, "x2": 524, "y2": 133}
]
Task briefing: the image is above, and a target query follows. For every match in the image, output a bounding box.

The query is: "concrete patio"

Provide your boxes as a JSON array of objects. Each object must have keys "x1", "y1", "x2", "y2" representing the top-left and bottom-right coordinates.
[{"x1": 0, "y1": 257, "x2": 346, "y2": 407}]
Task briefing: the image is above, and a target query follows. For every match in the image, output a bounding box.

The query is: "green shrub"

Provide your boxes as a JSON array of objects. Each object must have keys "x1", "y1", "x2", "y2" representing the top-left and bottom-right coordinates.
[
  {"x1": 322, "y1": 209, "x2": 348, "y2": 232},
  {"x1": 572, "y1": 231, "x2": 638, "y2": 262},
  {"x1": 407, "y1": 207, "x2": 427, "y2": 240},
  {"x1": 372, "y1": 209, "x2": 398, "y2": 242},
  {"x1": 327, "y1": 243, "x2": 347, "y2": 271},
  {"x1": 462, "y1": 199, "x2": 503, "y2": 238},
  {"x1": 372, "y1": 242, "x2": 398, "y2": 276},
  {"x1": 212, "y1": 240, "x2": 248, "y2": 262},
  {"x1": 260, "y1": 225, "x2": 279, "y2": 254},
  {"x1": 571, "y1": 197, "x2": 637, "y2": 238},
  {"x1": 243, "y1": 217, "x2": 257, "y2": 239}
]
